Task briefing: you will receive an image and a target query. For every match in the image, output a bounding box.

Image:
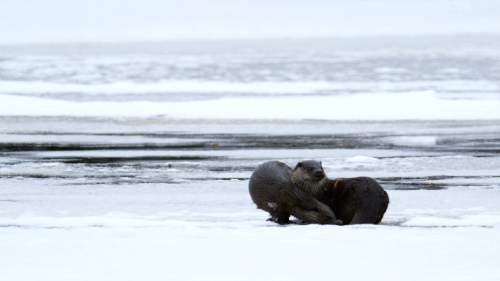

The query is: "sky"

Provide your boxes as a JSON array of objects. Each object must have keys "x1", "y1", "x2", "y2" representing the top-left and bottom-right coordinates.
[{"x1": 0, "y1": 0, "x2": 499, "y2": 44}]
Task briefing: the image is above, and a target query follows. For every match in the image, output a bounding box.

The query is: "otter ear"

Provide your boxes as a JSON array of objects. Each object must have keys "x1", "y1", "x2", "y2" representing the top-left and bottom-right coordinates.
[{"x1": 294, "y1": 162, "x2": 302, "y2": 170}]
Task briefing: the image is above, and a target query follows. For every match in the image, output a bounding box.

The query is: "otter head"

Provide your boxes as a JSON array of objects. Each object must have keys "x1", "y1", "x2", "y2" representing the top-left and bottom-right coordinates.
[{"x1": 291, "y1": 160, "x2": 328, "y2": 195}]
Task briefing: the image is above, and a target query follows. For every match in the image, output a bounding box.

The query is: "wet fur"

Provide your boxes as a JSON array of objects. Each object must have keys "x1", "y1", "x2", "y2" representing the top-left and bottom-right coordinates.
[
  {"x1": 320, "y1": 177, "x2": 389, "y2": 224},
  {"x1": 291, "y1": 172, "x2": 328, "y2": 197},
  {"x1": 291, "y1": 161, "x2": 389, "y2": 225},
  {"x1": 249, "y1": 161, "x2": 338, "y2": 224}
]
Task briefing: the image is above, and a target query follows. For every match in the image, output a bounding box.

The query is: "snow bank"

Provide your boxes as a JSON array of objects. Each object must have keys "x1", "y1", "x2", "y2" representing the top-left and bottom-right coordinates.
[
  {"x1": 2, "y1": 91, "x2": 500, "y2": 120},
  {"x1": 1, "y1": 80, "x2": 498, "y2": 96},
  {"x1": 0, "y1": 80, "x2": 340, "y2": 95}
]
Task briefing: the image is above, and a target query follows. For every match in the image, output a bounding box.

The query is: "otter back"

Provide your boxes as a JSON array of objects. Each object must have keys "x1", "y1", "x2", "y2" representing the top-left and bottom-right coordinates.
[
  {"x1": 249, "y1": 161, "x2": 339, "y2": 225},
  {"x1": 323, "y1": 177, "x2": 389, "y2": 224},
  {"x1": 249, "y1": 161, "x2": 292, "y2": 214}
]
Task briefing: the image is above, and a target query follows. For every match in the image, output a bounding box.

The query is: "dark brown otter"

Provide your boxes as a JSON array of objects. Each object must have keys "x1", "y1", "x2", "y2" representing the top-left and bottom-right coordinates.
[
  {"x1": 291, "y1": 160, "x2": 329, "y2": 197},
  {"x1": 249, "y1": 161, "x2": 341, "y2": 225},
  {"x1": 322, "y1": 177, "x2": 389, "y2": 224},
  {"x1": 293, "y1": 160, "x2": 389, "y2": 224}
]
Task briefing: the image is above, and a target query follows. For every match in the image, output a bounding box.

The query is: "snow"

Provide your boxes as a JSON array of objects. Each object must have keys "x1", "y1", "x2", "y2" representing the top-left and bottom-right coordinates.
[
  {"x1": 1, "y1": 186, "x2": 500, "y2": 281},
  {"x1": 0, "y1": 80, "x2": 341, "y2": 95},
  {"x1": 384, "y1": 136, "x2": 438, "y2": 147},
  {"x1": 1, "y1": 220, "x2": 499, "y2": 281},
  {"x1": 2, "y1": 91, "x2": 500, "y2": 120},
  {"x1": 402, "y1": 214, "x2": 500, "y2": 227},
  {"x1": 345, "y1": 156, "x2": 380, "y2": 163},
  {"x1": 1, "y1": 80, "x2": 499, "y2": 96}
]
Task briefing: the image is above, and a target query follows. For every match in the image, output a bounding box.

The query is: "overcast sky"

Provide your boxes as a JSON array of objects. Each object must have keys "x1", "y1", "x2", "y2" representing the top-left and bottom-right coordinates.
[{"x1": 1, "y1": 0, "x2": 499, "y2": 44}]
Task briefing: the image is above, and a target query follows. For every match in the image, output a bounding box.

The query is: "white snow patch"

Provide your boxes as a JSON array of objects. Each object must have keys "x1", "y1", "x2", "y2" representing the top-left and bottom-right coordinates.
[
  {"x1": 0, "y1": 80, "x2": 345, "y2": 95},
  {"x1": 0, "y1": 80, "x2": 498, "y2": 96},
  {"x1": 2, "y1": 91, "x2": 500, "y2": 120},
  {"x1": 345, "y1": 156, "x2": 380, "y2": 163},
  {"x1": 403, "y1": 215, "x2": 500, "y2": 227},
  {"x1": 385, "y1": 136, "x2": 438, "y2": 146}
]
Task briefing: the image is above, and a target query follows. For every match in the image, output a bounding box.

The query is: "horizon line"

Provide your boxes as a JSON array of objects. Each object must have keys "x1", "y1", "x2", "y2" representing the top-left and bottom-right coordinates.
[{"x1": 1, "y1": 32, "x2": 500, "y2": 47}]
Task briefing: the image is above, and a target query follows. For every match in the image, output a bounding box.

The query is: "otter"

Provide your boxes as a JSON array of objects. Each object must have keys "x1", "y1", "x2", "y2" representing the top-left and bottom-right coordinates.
[
  {"x1": 249, "y1": 161, "x2": 341, "y2": 225},
  {"x1": 292, "y1": 160, "x2": 389, "y2": 225},
  {"x1": 291, "y1": 160, "x2": 329, "y2": 197}
]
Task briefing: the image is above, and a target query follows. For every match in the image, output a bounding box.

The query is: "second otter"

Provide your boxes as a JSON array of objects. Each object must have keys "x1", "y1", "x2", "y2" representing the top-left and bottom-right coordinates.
[
  {"x1": 292, "y1": 160, "x2": 389, "y2": 225},
  {"x1": 249, "y1": 161, "x2": 341, "y2": 225}
]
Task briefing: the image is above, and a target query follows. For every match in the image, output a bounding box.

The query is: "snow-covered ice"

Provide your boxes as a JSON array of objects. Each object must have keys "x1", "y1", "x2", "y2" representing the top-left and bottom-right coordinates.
[
  {"x1": 2, "y1": 91, "x2": 500, "y2": 119},
  {"x1": 1, "y1": 117, "x2": 500, "y2": 281}
]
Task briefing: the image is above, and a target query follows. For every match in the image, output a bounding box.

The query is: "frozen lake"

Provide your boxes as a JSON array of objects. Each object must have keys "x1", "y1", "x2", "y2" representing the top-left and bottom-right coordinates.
[
  {"x1": 1, "y1": 118, "x2": 500, "y2": 280},
  {"x1": 1, "y1": 37, "x2": 500, "y2": 280}
]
